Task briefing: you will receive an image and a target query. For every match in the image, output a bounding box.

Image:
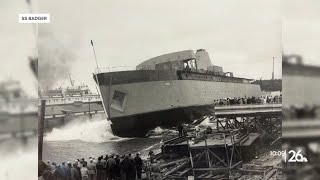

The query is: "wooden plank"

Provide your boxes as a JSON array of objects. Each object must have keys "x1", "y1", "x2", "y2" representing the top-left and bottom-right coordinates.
[
  {"x1": 178, "y1": 168, "x2": 192, "y2": 177},
  {"x1": 197, "y1": 173, "x2": 209, "y2": 178},
  {"x1": 192, "y1": 167, "x2": 229, "y2": 172},
  {"x1": 263, "y1": 169, "x2": 277, "y2": 180}
]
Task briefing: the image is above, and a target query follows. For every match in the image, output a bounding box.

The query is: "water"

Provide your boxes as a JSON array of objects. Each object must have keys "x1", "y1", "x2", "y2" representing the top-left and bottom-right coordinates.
[{"x1": 43, "y1": 118, "x2": 163, "y2": 164}]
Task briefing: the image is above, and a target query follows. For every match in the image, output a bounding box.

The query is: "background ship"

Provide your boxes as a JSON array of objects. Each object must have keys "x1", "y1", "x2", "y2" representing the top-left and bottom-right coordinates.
[
  {"x1": 0, "y1": 80, "x2": 37, "y2": 137},
  {"x1": 95, "y1": 49, "x2": 262, "y2": 137},
  {"x1": 39, "y1": 75, "x2": 104, "y2": 130},
  {"x1": 39, "y1": 73, "x2": 101, "y2": 109}
]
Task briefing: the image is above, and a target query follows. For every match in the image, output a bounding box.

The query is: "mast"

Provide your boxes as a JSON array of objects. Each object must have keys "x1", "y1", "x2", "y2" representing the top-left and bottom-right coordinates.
[
  {"x1": 91, "y1": 40, "x2": 110, "y2": 120},
  {"x1": 68, "y1": 73, "x2": 75, "y2": 86}
]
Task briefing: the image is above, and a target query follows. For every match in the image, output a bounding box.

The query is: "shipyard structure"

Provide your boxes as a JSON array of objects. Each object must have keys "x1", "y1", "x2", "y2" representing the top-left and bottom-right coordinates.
[{"x1": 95, "y1": 49, "x2": 261, "y2": 137}]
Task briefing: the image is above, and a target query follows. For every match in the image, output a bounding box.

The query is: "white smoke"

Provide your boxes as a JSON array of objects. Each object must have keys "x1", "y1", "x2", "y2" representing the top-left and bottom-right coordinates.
[{"x1": 45, "y1": 119, "x2": 129, "y2": 143}]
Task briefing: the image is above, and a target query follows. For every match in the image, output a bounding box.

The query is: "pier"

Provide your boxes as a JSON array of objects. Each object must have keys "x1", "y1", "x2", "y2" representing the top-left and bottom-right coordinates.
[{"x1": 153, "y1": 103, "x2": 282, "y2": 179}]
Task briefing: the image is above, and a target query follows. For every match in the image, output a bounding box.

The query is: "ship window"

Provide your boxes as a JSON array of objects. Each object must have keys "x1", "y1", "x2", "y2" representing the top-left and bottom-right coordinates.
[{"x1": 110, "y1": 90, "x2": 126, "y2": 111}]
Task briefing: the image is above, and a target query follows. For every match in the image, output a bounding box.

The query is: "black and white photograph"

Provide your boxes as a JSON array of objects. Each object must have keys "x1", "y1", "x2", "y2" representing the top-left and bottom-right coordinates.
[{"x1": 37, "y1": 0, "x2": 283, "y2": 179}]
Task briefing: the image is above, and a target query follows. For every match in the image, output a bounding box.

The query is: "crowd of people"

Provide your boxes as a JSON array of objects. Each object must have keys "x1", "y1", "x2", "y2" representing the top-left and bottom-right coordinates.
[
  {"x1": 214, "y1": 94, "x2": 282, "y2": 106},
  {"x1": 39, "y1": 151, "x2": 161, "y2": 180}
]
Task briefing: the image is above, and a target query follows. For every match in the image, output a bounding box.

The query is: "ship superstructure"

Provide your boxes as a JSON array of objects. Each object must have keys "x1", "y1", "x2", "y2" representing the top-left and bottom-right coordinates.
[
  {"x1": 95, "y1": 49, "x2": 262, "y2": 137},
  {"x1": 39, "y1": 84, "x2": 101, "y2": 106}
]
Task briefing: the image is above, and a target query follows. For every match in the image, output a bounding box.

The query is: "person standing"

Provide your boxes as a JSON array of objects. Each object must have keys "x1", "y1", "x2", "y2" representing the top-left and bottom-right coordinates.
[
  {"x1": 126, "y1": 154, "x2": 136, "y2": 180},
  {"x1": 134, "y1": 153, "x2": 143, "y2": 180},
  {"x1": 120, "y1": 155, "x2": 127, "y2": 180},
  {"x1": 75, "y1": 161, "x2": 82, "y2": 180},
  {"x1": 71, "y1": 163, "x2": 81, "y2": 180},
  {"x1": 53, "y1": 164, "x2": 65, "y2": 180},
  {"x1": 80, "y1": 163, "x2": 90, "y2": 180},
  {"x1": 95, "y1": 156, "x2": 104, "y2": 180},
  {"x1": 182, "y1": 125, "x2": 188, "y2": 136},
  {"x1": 151, "y1": 160, "x2": 161, "y2": 180},
  {"x1": 114, "y1": 155, "x2": 121, "y2": 180},
  {"x1": 177, "y1": 125, "x2": 183, "y2": 137},
  {"x1": 66, "y1": 162, "x2": 72, "y2": 180},
  {"x1": 106, "y1": 154, "x2": 116, "y2": 180},
  {"x1": 61, "y1": 162, "x2": 68, "y2": 180},
  {"x1": 87, "y1": 159, "x2": 97, "y2": 180},
  {"x1": 148, "y1": 150, "x2": 154, "y2": 163},
  {"x1": 103, "y1": 155, "x2": 109, "y2": 179}
]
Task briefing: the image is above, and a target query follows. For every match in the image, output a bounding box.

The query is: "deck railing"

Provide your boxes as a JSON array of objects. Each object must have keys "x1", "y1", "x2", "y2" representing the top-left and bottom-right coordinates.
[{"x1": 95, "y1": 66, "x2": 136, "y2": 73}]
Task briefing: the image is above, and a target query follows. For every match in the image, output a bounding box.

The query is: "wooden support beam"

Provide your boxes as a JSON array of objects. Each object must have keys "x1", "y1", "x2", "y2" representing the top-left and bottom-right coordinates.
[
  {"x1": 230, "y1": 160, "x2": 242, "y2": 169},
  {"x1": 160, "y1": 158, "x2": 189, "y2": 168},
  {"x1": 38, "y1": 100, "x2": 46, "y2": 161},
  {"x1": 208, "y1": 149, "x2": 228, "y2": 167},
  {"x1": 192, "y1": 167, "x2": 229, "y2": 171}
]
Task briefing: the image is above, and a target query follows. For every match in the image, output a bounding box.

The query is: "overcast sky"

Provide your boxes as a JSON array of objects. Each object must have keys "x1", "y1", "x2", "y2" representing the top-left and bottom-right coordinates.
[
  {"x1": 283, "y1": 0, "x2": 320, "y2": 66},
  {"x1": 38, "y1": 0, "x2": 282, "y2": 92},
  {"x1": 5, "y1": 0, "x2": 319, "y2": 95}
]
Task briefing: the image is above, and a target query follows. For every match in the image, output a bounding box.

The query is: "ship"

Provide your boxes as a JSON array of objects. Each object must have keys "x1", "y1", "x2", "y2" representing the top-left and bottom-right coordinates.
[
  {"x1": 39, "y1": 83, "x2": 101, "y2": 106},
  {"x1": 0, "y1": 80, "x2": 38, "y2": 136},
  {"x1": 282, "y1": 54, "x2": 320, "y2": 106},
  {"x1": 282, "y1": 54, "x2": 320, "y2": 118},
  {"x1": 94, "y1": 49, "x2": 262, "y2": 137},
  {"x1": 38, "y1": 75, "x2": 103, "y2": 119}
]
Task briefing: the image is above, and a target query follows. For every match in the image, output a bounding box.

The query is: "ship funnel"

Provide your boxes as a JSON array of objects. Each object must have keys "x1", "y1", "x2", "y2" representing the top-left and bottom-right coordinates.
[{"x1": 195, "y1": 49, "x2": 213, "y2": 70}]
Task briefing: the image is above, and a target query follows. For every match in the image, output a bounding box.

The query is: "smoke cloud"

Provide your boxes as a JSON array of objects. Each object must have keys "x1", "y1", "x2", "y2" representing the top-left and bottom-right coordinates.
[{"x1": 38, "y1": 27, "x2": 77, "y2": 89}]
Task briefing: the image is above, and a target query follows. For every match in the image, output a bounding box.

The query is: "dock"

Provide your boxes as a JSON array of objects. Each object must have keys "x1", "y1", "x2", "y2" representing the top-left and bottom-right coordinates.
[{"x1": 152, "y1": 103, "x2": 282, "y2": 179}]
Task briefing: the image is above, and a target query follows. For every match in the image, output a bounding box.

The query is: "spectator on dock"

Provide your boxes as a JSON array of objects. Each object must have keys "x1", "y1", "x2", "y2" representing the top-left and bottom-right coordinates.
[
  {"x1": 103, "y1": 155, "x2": 109, "y2": 178},
  {"x1": 80, "y1": 162, "x2": 89, "y2": 180},
  {"x1": 96, "y1": 156, "x2": 104, "y2": 180},
  {"x1": 127, "y1": 154, "x2": 137, "y2": 180},
  {"x1": 87, "y1": 158, "x2": 96, "y2": 180},
  {"x1": 148, "y1": 150, "x2": 155, "y2": 163},
  {"x1": 182, "y1": 125, "x2": 188, "y2": 136},
  {"x1": 74, "y1": 161, "x2": 82, "y2": 180},
  {"x1": 53, "y1": 164, "x2": 65, "y2": 180},
  {"x1": 177, "y1": 125, "x2": 183, "y2": 137},
  {"x1": 50, "y1": 162, "x2": 56, "y2": 171},
  {"x1": 107, "y1": 154, "x2": 116, "y2": 180},
  {"x1": 134, "y1": 153, "x2": 143, "y2": 180},
  {"x1": 120, "y1": 155, "x2": 128, "y2": 180},
  {"x1": 39, "y1": 167, "x2": 53, "y2": 180},
  {"x1": 66, "y1": 162, "x2": 72, "y2": 180},
  {"x1": 71, "y1": 163, "x2": 81, "y2": 180},
  {"x1": 151, "y1": 160, "x2": 161, "y2": 180},
  {"x1": 114, "y1": 155, "x2": 121, "y2": 180},
  {"x1": 61, "y1": 162, "x2": 68, "y2": 180}
]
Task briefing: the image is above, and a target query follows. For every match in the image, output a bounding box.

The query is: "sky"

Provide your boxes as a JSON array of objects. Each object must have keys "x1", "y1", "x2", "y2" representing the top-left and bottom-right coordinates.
[
  {"x1": 39, "y1": 0, "x2": 282, "y2": 92},
  {"x1": 283, "y1": 0, "x2": 320, "y2": 65},
  {"x1": 0, "y1": 0, "x2": 38, "y2": 97},
  {"x1": 2, "y1": 1, "x2": 319, "y2": 95}
]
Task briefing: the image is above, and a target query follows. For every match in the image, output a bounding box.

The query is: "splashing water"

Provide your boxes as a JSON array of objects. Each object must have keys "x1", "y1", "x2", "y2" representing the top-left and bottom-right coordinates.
[
  {"x1": 153, "y1": 126, "x2": 164, "y2": 134},
  {"x1": 200, "y1": 117, "x2": 213, "y2": 126},
  {"x1": 45, "y1": 119, "x2": 128, "y2": 143}
]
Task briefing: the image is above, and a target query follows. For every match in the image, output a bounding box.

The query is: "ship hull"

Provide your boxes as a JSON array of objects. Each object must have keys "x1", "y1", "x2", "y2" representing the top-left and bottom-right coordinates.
[
  {"x1": 95, "y1": 71, "x2": 261, "y2": 137},
  {"x1": 110, "y1": 108, "x2": 189, "y2": 137},
  {"x1": 110, "y1": 106, "x2": 210, "y2": 137}
]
